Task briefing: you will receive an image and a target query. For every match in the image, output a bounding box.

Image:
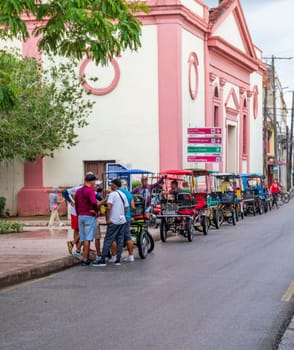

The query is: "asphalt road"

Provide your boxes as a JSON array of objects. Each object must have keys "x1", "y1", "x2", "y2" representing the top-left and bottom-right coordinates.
[{"x1": 1, "y1": 202, "x2": 294, "y2": 350}]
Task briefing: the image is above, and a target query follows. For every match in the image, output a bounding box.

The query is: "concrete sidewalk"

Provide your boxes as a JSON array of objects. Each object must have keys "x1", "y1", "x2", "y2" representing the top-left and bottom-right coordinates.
[{"x1": 0, "y1": 219, "x2": 159, "y2": 289}]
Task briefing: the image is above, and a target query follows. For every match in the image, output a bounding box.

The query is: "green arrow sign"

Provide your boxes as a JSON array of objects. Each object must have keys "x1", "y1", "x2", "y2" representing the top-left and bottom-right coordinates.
[{"x1": 188, "y1": 146, "x2": 222, "y2": 153}]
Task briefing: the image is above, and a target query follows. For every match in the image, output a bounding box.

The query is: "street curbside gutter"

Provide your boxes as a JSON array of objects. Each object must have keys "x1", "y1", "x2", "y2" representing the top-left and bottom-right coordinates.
[
  {"x1": 0, "y1": 256, "x2": 80, "y2": 290},
  {"x1": 0, "y1": 230, "x2": 161, "y2": 289}
]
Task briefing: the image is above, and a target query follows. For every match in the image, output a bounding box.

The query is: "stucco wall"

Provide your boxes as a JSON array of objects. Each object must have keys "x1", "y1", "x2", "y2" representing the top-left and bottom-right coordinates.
[
  {"x1": 214, "y1": 12, "x2": 246, "y2": 54},
  {"x1": 181, "y1": 0, "x2": 204, "y2": 18},
  {"x1": 249, "y1": 72, "x2": 263, "y2": 173},
  {"x1": 43, "y1": 25, "x2": 159, "y2": 187},
  {"x1": 181, "y1": 28, "x2": 205, "y2": 169},
  {"x1": 0, "y1": 160, "x2": 24, "y2": 216}
]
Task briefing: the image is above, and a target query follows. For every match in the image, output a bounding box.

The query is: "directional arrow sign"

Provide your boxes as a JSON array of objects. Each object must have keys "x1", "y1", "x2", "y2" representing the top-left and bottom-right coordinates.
[
  {"x1": 188, "y1": 137, "x2": 222, "y2": 144},
  {"x1": 188, "y1": 127, "x2": 222, "y2": 135},
  {"x1": 188, "y1": 146, "x2": 222, "y2": 153},
  {"x1": 188, "y1": 155, "x2": 222, "y2": 163}
]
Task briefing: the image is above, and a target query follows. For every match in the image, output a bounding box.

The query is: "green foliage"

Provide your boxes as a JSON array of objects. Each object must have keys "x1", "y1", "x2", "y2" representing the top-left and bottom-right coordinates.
[
  {"x1": 0, "y1": 220, "x2": 23, "y2": 233},
  {"x1": 0, "y1": 196, "x2": 6, "y2": 216},
  {"x1": 0, "y1": 50, "x2": 94, "y2": 161},
  {"x1": 132, "y1": 181, "x2": 141, "y2": 190},
  {"x1": 0, "y1": 0, "x2": 148, "y2": 65}
]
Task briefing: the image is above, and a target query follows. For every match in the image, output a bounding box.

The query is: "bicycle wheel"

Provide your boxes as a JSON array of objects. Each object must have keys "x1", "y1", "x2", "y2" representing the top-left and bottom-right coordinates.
[
  {"x1": 146, "y1": 231, "x2": 154, "y2": 253},
  {"x1": 187, "y1": 218, "x2": 193, "y2": 242},
  {"x1": 201, "y1": 216, "x2": 209, "y2": 235},
  {"x1": 160, "y1": 218, "x2": 168, "y2": 242},
  {"x1": 282, "y1": 193, "x2": 290, "y2": 204},
  {"x1": 138, "y1": 229, "x2": 149, "y2": 259}
]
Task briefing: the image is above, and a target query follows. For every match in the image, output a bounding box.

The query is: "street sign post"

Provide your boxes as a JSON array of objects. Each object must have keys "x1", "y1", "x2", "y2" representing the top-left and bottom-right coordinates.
[
  {"x1": 187, "y1": 155, "x2": 222, "y2": 163},
  {"x1": 188, "y1": 146, "x2": 222, "y2": 153},
  {"x1": 188, "y1": 127, "x2": 222, "y2": 135},
  {"x1": 188, "y1": 137, "x2": 222, "y2": 144}
]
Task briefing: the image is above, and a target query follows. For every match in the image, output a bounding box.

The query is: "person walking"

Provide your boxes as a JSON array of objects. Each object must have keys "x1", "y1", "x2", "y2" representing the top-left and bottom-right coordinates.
[
  {"x1": 270, "y1": 178, "x2": 280, "y2": 209},
  {"x1": 93, "y1": 178, "x2": 129, "y2": 267},
  {"x1": 109, "y1": 179, "x2": 136, "y2": 263},
  {"x1": 48, "y1": 187, "x2": 62, "y2": 227},
  {"x1": 75, "y1": 174, "x2": 99, "y2": 266}
]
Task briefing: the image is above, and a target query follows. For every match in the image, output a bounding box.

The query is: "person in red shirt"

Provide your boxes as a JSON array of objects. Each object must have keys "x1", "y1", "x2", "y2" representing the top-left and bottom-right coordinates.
[
  {"x1": 270, "y1": 178, "x2": 280, "y2": 209},
  {"x1": 75, "y1": 174, "x2": 99, "y2": 265}
]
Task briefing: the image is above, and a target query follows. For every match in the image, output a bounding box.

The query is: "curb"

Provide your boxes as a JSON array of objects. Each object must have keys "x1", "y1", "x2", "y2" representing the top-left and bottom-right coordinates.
[
  {"x1": 0, "y1": 230, "x2": 161, "y2": 289},
  {"x1": 0, "y1": 256, "x2": 80, "y2": 290}
]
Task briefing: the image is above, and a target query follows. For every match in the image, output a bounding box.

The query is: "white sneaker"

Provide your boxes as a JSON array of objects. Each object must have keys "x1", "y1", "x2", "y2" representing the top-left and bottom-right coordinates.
[
  {"x1": 123, "y1": 255, "x2": 134, "y2": 262},
  {"x1": 109, "y1": 255, "x2": 117, "y2": 263},
  {"x1": 73, "y1": 251, "x2": 83, "y2": 260}
]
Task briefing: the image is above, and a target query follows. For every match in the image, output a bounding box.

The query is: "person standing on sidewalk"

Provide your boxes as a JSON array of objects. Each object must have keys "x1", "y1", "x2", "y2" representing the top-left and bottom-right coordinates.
[
  {"x1": 75, "y1": 174, "x2": 99, "y2": 266},
  {"x1": 48, "y1": 187, "x2": 63, "y2": 228},
  {"x1": 270, "y1": 178, "x2": 280, "y2": 209},
  {"x1": 93, "y1": 178, "x2": 129, "y2": 267},
  {"x1": 109, "y1": 179, "x2": 136, "y2": 263}
]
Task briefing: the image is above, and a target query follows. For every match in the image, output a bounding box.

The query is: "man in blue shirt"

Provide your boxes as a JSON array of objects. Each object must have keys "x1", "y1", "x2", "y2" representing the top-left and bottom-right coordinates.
[{"x1": 110, "y1": 180, "x2": 136, "y2": 262}]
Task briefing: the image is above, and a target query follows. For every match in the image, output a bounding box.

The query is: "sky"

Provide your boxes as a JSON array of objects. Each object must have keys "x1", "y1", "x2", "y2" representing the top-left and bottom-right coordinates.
[{"x1": 205, "y1": 0, "x2": 294, "y2": 109}]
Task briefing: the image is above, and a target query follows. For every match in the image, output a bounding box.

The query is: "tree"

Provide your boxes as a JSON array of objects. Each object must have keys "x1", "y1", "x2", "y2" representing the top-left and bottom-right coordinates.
[
  {"x1": 0, "y1": 50, "x2": 94, "y2": 161},
  {"x1": 0, "y1": 0, "x2": 148, "y2": 65}
]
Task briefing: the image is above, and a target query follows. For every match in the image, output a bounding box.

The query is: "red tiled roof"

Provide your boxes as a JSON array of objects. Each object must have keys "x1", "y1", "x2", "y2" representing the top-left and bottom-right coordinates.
[{"x1": 209, "y1": 0, "x2": 236, "y2": 25}]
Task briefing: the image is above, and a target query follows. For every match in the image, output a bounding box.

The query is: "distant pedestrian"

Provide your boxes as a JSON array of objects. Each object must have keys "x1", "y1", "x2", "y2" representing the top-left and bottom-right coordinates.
[
  {"x1": 75, "y1": 174, "x2": 99, "y2": 266},
  {"x1": 48, "y1": 187, "x2": 62, "y2": 227},
  {"x1": 270, "y1": 178, "x2": 280, "y2": 209},
  {"x1": 93, "y1": 178, "x2": 129, "y2": 267}
]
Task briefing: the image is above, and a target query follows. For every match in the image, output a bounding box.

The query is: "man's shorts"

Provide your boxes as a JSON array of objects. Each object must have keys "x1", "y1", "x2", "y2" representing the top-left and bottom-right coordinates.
[
  {"x1": 71, "y1": 214, "x2": 79, "y2": 230},
  {"x1": 95, "y1": 222, "x2": 102, "y2": 240},
  {"x1": 122, "y1": 221, "x2": 132, "y2": 241},
  {"x1": 78, "y1": 215, "x2": 96, "y2": 242}
]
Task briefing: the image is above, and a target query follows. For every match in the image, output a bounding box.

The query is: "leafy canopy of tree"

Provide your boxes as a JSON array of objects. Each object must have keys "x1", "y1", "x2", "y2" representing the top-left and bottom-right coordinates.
[
  {"x1": 0, "y1": 50, "x2": 94, "y2": 161},
  {"x1": 0, "y1": 0, "x2": 148, "y2": 65}
]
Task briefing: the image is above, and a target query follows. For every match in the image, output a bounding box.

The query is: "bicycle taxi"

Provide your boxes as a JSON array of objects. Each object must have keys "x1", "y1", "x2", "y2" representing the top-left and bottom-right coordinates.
[
  {"x1": 239, "y1": 173, "x2": 269, "y2": 215},
  {"x1": 190, "y1": 168, "x2": 221, "y2": 230},
  {"x1": 211, "y1": 173, "x2": 243, "y2": 225},
  {"x1": 156, "y1": 169, "x2": 210, "y2": 242},
  {"x1": 105, "y1": 168, "x2": 155, "y2": 259}
]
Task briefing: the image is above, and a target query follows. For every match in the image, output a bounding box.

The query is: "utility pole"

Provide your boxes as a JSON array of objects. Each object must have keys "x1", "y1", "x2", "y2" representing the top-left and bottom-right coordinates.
[
  {"x1": 271, "y1": 55, "x2": 278, "y2": 177},
  {"x1": 263, "y1": 87, "x2": 268, "y2": 178},
  {"x1": 263, "y1": 55, "x2": 293, "y2": 182},
  {"x1": 289, "y1": 91, "x2": 294, "y2": 189}
]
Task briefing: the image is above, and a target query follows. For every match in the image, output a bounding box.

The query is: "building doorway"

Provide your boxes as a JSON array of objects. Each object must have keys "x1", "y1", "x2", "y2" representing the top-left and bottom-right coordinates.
[
  {"x1": 227, "y1": 125, "x2": 237, "y2": 172},
  {"x1": 84, "y1": 160, "x2": 115, "y2": 181}
]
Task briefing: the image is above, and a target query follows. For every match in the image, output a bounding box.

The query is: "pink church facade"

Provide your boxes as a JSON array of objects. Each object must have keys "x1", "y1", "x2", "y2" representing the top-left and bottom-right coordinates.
[{"x1": 0, "y1": 0, "x2": 265, "y2": 215}]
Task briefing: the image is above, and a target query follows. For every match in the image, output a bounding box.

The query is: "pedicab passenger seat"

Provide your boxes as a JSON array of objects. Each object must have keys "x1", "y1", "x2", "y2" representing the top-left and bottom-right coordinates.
[
  {"x1": 131, "y1": 195, "x2": 149, "y2": 221},
  {"x1": 193, "y1": 192, "x2": 207, "y2": 209},
  {"x1": 219, "y1": 191, "x2": 236, "y2": 204},
  {"x1": 176, "y1": 192, "x2": 196, "y2": 215},
  {"x1": 209, "y1": 192, "x2": 221, "y2": 207},
  {"x1": 242, "y1": 189, "x2": 255, "y2": 203}
]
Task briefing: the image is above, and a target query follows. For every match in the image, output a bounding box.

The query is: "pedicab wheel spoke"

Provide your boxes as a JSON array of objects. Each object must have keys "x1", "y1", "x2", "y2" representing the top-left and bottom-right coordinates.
[
  {"x1": 201, "y1": 216, "x2": 209, "y2": 235},
  {"x1": 146, "y1": 231, "x2": 154, "y2": 253},
  {"x1": 160, "y1": 219, "x2": 168, "y2": 242},
  {"x1": 187, "y1": 218, "x2": 193, "y2": 242},
  {"x1": 213, "y1": 210, "x2": 220, "y2": 229},
  {"x1": 232, "y1": 209, "x2": 236, "y2": 226},
  {"x1": 138, "y1": 229, "x2": 149, "y2": 259}
]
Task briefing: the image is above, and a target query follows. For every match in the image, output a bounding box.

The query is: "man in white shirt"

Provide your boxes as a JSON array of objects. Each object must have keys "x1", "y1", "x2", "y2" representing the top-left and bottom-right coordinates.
[{"x1": 93, "y1": 178, "x2": 129, "y2": 267}]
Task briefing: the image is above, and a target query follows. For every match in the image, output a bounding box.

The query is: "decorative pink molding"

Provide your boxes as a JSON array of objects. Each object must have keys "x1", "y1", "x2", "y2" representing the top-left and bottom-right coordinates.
[
  {"x1": 209, "y1": 72, "x2": 217, "y2": 83},
  {"x1": 253, "y1": 85, "x2": 259, "y2": 119},
  {"x1": 225, "y1": 87, "x2": 240, "y2": 113},
  {"x1": 247, "y1": 90, "x2": 253, "y2": 98},
  {"x1": 220, "y1": 77, "x2": 227, "y2": 87},
  {"x1": 79, "y1": 58, "x2": 120, "y2": 96},
  {"x1": 188, "y1": 52, "x2": 199, "y2": 100},
  {"x1": 158, "y1": 23, "x2": 182, "y2": 170},
  {"x1": 239, "y1": 87, "x2": 246, "y2": 95}
]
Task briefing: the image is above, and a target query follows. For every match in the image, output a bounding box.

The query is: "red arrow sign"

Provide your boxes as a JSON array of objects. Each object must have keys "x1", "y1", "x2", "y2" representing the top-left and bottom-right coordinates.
[
  {"x1": 188, "y1": 137, "x2": 222, "y2": 144},
  {"x1": 188, "y1": 127, "x2": 222, "y2": 135},
  {"x1": 188, "y1": 155, "x2": 222, "y2": 163}
]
